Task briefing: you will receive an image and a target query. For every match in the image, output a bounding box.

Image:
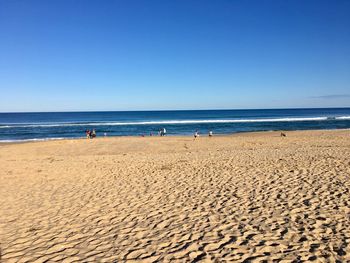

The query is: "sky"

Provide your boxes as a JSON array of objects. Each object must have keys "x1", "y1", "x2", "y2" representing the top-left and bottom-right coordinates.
[{"x1": 0, "y1": 0, "x2": 349, "y2": 112}]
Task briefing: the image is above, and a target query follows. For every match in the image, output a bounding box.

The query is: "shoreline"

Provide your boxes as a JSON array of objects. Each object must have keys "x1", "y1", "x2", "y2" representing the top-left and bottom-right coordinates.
[{"x1": 1, "y1": 128, "x2": 349, "y2": 146}]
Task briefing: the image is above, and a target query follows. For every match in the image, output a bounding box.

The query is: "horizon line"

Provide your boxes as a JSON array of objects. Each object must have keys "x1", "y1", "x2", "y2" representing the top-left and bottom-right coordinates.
[{"x1": 1, "y1": 106, "x2": 350, "y2": 114}]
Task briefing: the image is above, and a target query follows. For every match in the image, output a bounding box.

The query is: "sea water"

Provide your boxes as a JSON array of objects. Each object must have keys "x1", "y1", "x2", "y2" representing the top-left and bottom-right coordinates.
[{"x1": 0, "y1": 108, "x2": 350, "y2": 142}]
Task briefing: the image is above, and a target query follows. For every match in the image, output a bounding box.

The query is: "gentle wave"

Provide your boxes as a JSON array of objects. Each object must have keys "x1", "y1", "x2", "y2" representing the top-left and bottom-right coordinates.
[
  {"x1": 0, "y1": 116, "x2": 350, "y2": 128},
  {"x1": 337, "y1": 116, "x2": 350, "y2": 120}
]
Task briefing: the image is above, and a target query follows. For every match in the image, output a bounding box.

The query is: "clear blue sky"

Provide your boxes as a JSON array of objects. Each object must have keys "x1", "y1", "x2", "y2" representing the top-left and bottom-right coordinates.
[{"x1": 0, "y1": 0, "x2": 349, "y2": 112}]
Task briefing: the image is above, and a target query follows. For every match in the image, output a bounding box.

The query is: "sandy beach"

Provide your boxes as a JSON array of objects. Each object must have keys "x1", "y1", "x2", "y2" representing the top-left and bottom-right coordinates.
[{"x1": 0, "y1": 129, "x2": 350, "y2": 262}]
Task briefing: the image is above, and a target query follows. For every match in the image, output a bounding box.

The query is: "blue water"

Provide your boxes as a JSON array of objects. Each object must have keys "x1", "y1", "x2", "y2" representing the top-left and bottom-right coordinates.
[{"x1": 0, "y1": 108, "x2": 350, "y2": 142}]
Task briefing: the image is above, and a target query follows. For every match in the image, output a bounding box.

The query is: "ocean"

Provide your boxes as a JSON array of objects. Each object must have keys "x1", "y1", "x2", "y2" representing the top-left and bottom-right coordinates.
[{"x1": 0, "y1": 108, "x2": 349, "y2": 142}]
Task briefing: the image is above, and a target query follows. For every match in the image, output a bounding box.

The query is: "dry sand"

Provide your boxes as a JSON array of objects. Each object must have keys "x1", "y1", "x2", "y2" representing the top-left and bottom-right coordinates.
[{"x1": 0, "y1": 130, "x2": 350, "y2": 262}]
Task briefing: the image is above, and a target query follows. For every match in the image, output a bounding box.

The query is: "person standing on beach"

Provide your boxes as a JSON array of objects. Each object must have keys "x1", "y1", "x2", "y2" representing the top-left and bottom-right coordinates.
[
  {"x1": 163, "y1": 128, "x2": 167, "y2": 136},
  {"x1": 91, "y1": 129, "x2": 96, "y2": 138},
  {"x1": 86, "y1": 130, "x2": 91, "y2": 139},
  {"x1": 194, "y1": 130, "x2": 199, "y2": 140},
  {"x1": 209, "y1": 130, "x2": 213, "y2": 137}
]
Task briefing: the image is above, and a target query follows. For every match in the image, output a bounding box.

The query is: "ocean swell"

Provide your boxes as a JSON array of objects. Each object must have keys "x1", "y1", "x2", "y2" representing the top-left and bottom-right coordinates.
[{"x1": 0, "y1": 116, "x2": 350, "y2": 129}]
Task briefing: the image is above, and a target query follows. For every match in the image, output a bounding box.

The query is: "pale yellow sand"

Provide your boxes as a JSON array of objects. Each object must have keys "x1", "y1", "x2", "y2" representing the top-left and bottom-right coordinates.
[{"x1": 1, "y1": 130, "x2": 350, "y2": 262}]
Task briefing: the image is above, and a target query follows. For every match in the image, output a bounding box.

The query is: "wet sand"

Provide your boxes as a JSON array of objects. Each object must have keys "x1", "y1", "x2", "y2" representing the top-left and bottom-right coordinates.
[{"x1": 1, "y1": 130, "x2": 350, "y2": 262}]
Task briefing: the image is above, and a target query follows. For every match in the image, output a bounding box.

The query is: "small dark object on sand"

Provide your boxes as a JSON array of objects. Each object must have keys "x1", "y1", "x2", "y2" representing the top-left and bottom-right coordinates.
[{"x1": 281, "y1": 132, "x2": 286, "y2": 137}]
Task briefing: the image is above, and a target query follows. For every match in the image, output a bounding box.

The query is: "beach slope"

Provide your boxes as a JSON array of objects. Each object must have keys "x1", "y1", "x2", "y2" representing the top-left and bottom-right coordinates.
[{"x1": 1, "y1": 130, "x2": 350, "y2": 262}]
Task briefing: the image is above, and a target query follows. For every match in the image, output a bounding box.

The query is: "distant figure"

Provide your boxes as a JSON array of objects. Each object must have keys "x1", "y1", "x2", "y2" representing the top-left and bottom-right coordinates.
[
  {"x1": 86, "y1": 130, "x2": 91, "y2": 139},
  {"x1": 209, "y1": 130, "x2": 213, "y2": 137},
  {"x1": 194, "y1": 130, "x2": 199, "y2": 139},
  {"x1": 160, "y1": 128, "x2": 166, "y2": 136},
  {"x1": 150, "y1": 132, "x2": 153, "y2": 136},
  {"x1": 104, "y1": 132, "x2": 107, "y2": 137},
  {"x1": 91, "y1": 129, "x2": 96, "y2": 138},
  {"x1": 280, "y1": 132, "x2": 286, "y2": 137}
]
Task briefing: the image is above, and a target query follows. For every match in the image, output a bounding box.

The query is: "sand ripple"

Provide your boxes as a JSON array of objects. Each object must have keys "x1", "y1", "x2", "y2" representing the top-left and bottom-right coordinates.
[{"x1": 0, "y1": 130, "x2": 350, "y2": 262}]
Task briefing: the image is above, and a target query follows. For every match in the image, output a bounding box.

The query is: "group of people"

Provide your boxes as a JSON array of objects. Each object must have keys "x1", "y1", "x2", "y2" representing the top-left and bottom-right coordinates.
[
  {"x1": 194, "y1": 130, "x2": 213, "y2": 139},
  {"x1": 85, "y1": 128, "x2": 214, "y2": 139},
  {"x1": 157, "y1": 128, "x2": 213, "y2": 139},
  {"x1": 85, "y1": 129, "x2": 96, "y2": 139}
]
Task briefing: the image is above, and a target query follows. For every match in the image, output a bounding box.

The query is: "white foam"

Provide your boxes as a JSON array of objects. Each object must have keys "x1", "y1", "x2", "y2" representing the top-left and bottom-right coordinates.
[
  {"x1": 337, "y1": 116, "x2": 350, "y2": 120},
  {"x1": 0, "y1": 137, "x2": 68, "y2": 143}
]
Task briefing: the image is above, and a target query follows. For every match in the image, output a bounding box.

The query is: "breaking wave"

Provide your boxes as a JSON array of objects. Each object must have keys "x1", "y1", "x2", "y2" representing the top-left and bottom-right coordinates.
[{"x1": 0, "y1": 116, "x2": 350, "y2": 129}]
